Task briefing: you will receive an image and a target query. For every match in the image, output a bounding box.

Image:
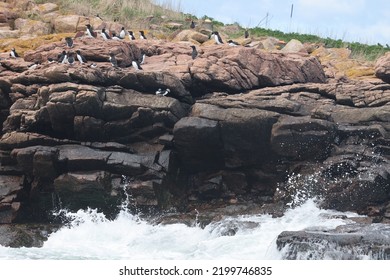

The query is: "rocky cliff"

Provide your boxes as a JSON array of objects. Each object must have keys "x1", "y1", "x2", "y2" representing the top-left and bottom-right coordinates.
[{"x1": 1, "y1": 5, "x2": 390, "y2": 229}]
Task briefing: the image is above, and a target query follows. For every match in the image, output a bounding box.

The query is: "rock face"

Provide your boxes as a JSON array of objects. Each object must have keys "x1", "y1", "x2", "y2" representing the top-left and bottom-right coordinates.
[
  {"x1": 277, "y1": 223, "x2": 390, "y2": 260},
  {"x1": 1, "y1": 29, "x2": 390, "y2": 230},
  {"x1": 375, "y1": 52, "x2": 390, "y2": 83}
]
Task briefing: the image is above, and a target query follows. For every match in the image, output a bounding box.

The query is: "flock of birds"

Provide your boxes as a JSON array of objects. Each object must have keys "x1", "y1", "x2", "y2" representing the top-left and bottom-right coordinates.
[{"x1": 6, "y1": 20, "x2": 250, "y2": 97}]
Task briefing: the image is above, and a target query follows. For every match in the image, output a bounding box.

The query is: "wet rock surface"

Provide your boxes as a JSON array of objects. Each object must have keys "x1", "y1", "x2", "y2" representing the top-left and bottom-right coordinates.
[{"x1": 277, "y1": 223, "x2": 390, "y2": 260}]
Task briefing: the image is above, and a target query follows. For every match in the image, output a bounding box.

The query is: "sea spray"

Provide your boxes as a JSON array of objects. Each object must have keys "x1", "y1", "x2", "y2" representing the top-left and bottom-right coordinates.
[{"x1": 0, "y1": 198, "x2": 362, "y2": 260}]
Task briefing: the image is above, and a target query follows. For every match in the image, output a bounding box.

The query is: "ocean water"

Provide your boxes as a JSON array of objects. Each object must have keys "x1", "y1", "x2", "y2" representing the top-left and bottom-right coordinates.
[{"x1": 0, "y1": 199, "x2": 362, "y2": 260}]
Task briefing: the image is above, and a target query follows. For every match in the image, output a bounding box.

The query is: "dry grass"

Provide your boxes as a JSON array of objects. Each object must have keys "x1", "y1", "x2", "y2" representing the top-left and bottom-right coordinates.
[{"x1": 46, "y1": 0, "x2": 184, "y2": 26}]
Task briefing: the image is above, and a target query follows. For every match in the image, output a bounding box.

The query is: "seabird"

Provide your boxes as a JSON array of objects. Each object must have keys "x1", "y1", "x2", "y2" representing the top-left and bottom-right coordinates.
[
  {"x1": 190, "y1": 45, "x2": 198, "y2": 59},
  {"x1": 109, "y1": 53, "x2": 118, "y2": 67},
  {"x1": 85, "y1": 24, "x2": 95, "y2": 38},
  {"x1": 244, "y1": 29, "x2": 249, "y2": 39},
  {"x1": 139, "y1": 52, "x2": 146, "y2": 65},
  {"x1": 190, "y1": 20, "x2": 195, "y2": 29},
  {"x1": 67, "y1": 52, "x2": 75, "y2": 65},
  {"x1": 128, "y1": 31, "x2": 135, "y2": 40},
  {"x1": 76, "y1": 50, "x2": 87, "y2": 64},
  {"x1": 101, "y1": 28, "x2": 111, "y2": 40},
  {"x1": 139, "y1": 30, "x2": 147, "y2": 40},
  {"x1": 155, "y1": 88, "x2": 163, "y2": 95},
  {"x1": 132, "y1": 60, "x2": 143, "y2": 71},
  {"x1": 58, "y1": 50, "x2": 67, "y2": 63},
  {"x1": 227, "y1": 40, "x2": 239, "y2": 47},
  {"x1": 10, "y1": 48, "x2": 19, "y2": 58},
  {"x1": 162, "y1": 89, "x2": 170, "y2": 96},
  {"x1": 48, "y1": 57, "x2": 56, "y2": 63},
  {"x1": 211, "y1": 31, "x2": 223, "y2": 44},
  {"x1": 29, "y1": 62, "x2": 39, "y2": 70},
  {"x1": 112, "y1": 32, "x2": 122, "y2": 40},
  {"x1": 119, "y1": 27, "x2": 126, "y2": 39},
  {"x1": 65, "y1": 37, "x2": 74, "y2": 48}
]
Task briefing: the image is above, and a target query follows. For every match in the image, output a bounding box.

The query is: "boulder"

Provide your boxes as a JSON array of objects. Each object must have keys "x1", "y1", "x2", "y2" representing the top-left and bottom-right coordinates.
[
  {"x1": 53, "y1": 15, "x2": 80, "y2": 33},
  {"x1": 375, "y1": 52, "x2": 390, "y2": 83},
  {"x1": 281, "y1": 39, "x2": 305, "y2": 53},
  {"x1": 14, "y1": 18, "x2": 52, "y2": 36},
  {"x1": 172, "y1": 29, "x2": 210, "y2": 44}
]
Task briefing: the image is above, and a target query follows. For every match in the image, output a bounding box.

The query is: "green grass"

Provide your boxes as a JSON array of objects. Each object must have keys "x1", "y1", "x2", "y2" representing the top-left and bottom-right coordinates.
[{"x1": 243, "y1": 27, "x2": 389, "y2": 61}]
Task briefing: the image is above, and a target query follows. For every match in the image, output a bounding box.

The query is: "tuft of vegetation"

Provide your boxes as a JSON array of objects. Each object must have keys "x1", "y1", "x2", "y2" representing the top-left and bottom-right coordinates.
[
  {"x1": 46, "y1": 0, "x2": 185, "y2": 26},
  {"x1": 248, "y1": 27, "x2": 389, "y2": 61}
]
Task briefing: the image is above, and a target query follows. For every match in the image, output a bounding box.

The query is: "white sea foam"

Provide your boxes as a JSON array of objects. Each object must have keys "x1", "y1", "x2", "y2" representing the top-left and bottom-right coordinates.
[{"x1": 0, "y1": 199, "x2": 361, "y2": 260}]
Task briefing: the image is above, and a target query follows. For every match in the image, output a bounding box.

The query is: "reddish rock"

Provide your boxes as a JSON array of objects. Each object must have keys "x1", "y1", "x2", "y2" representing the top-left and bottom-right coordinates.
[{"x1": 375, "y1": 52, "x2": 390, "y2": 83}]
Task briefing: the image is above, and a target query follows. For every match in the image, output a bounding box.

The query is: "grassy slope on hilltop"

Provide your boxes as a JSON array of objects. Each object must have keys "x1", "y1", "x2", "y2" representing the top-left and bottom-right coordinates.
[{"x1": 31, "y1": 0, "x2": 390, "y2": 61}]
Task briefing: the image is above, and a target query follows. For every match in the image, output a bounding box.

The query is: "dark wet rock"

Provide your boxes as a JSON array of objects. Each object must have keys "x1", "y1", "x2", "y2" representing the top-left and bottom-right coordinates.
[
  {"x1": 0, "y1": 224, "x2": 60, "y2": 248},
  {"x1": 277, "y1": 223, "x2": 390, "y2": 260}
]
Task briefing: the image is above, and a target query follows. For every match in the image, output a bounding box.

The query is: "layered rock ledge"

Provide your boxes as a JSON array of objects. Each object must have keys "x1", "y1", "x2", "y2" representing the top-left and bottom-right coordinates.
[{"x1": 1, "y1": 35, "x2": 390, "y2": 230}]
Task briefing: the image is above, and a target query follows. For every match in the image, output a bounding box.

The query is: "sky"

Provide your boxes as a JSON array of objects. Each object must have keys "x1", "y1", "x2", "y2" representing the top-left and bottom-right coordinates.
[{"x1": 164, "y1": 0, "x2": 390, "y2": 45}]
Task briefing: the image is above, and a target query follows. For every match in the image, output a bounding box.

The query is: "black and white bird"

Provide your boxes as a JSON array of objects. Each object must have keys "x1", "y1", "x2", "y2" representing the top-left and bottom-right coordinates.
[
  {"x1": 48, "y1": 57, "x2": 56, "y2": 63},
  {"x1": 67, "y1": 52, "x2": 75, "y2": 65},
  {"x1": 112, "y1": 32, "x2": 122, "y2": 40},
  {"x1": 190, "y1": 45, "x2": 198, "y2": 59},
  {"x1": 190, "y1": 20, "x2": 196, "y2": 29},
  {"x1": 90, "y1": 63, "x2": 98, "y2": 68},
  {"x1": 244, "y1": 29, "x2": 249, "y2": 39},
  {"x1": 76, "y1": 50, "x2": 87, "y2": 64},
  {"x1": 139, "y1": 30, "x2": 147, "y2": 40},
  {"x1": 28, "y1": 62, "x2": 39, "y2": 70},
  {"x1": 10, "y1": 48, "x2": 19, "y2": 58},
  {"x1": 155, "y1": 88, "x2": 170, "y2": 96},
  {"x1": 132, "y1": 60, "x2": 143, "y2": 71},
  {"x1": 85, "y1": 24, "x2": 95, "y2": 38},
  {"x1": 227, "y1": 40, "x2": 239, "y2": 47},
  {"x1": 162, "y1": 88, "x2": 170, "y2": 96},
  {"x1": 58, "y1": 50, "x2": 67, "y2": 63},
  {"x1": 101, "y1": 28, "x2": 111, "y2": 40},
  {"x1": 65, "y1": 37, "x2": 74, "y2": 48},
  {"x1": 119, "y1": 27, "x2": 126, "y2": 39},
  {"x1": 211, "y1": 31, "x2": 223, "y2": 44},
  {"x1": 139, "y1": 52, "x2": 146, "y2": 65},
  {"x1": 109, "y1": 53, "x2": 118, "y2": 67},
  {"x1": 128, "y1": 31, "x2": 135, "y2": 40}
]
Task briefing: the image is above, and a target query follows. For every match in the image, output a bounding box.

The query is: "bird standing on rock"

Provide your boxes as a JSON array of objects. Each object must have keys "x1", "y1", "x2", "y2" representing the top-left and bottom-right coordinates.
[
  {"x1": 76, "y1": 50, "x2": 87, "y2": 64},
  {"x1": 132, "y1": 60, "x2": 143, "y2": 71},
  {"x1": 85, "y1": 24, "x2": 96, "y2": 38},
  {"x1": 128, "y1": 31, "x2": 135, "y2": 40},
  {"x1": 109, "y1": 53, "x2": 118, "y2": 67},
  {"x1": 190, "y1": 20, "x2": 196, "y2": 29},
  {"x1": 10, "y1": 48, "x2": 19, "y2": 58},
  {"x1": 67, "y1": 52, "x2": 75, "y2": 65},
  {"x1": 119, "y1": 27, "x2": 126, "y2": 39},
  {"x1": 139, "y1": 52, "x2": 146, "y2": 65},
  {"x1": 65, "y1": 37, "x2": 74, "y2": 48},
  {"x1": 101, "y1": 28, "x2": 111, "y2": 40},
  {"x1": 139, "y1": 30, "x2": 147, "y2": 40},
  {"x1": 58, "y1": 50, "x2": 67, "y2": 63},
  {"x1": 112, "y1": 32, "x2": 122, "y2": 40},
  {"x1": 190, "y1": 45, "x2": 198, "y2": 59},
  {"x1": 227, "y1": 40, "x2": 239, "y2": 47},
  {"x1": 211, "y1": 31, "x2": 223, "y2": 44}
]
